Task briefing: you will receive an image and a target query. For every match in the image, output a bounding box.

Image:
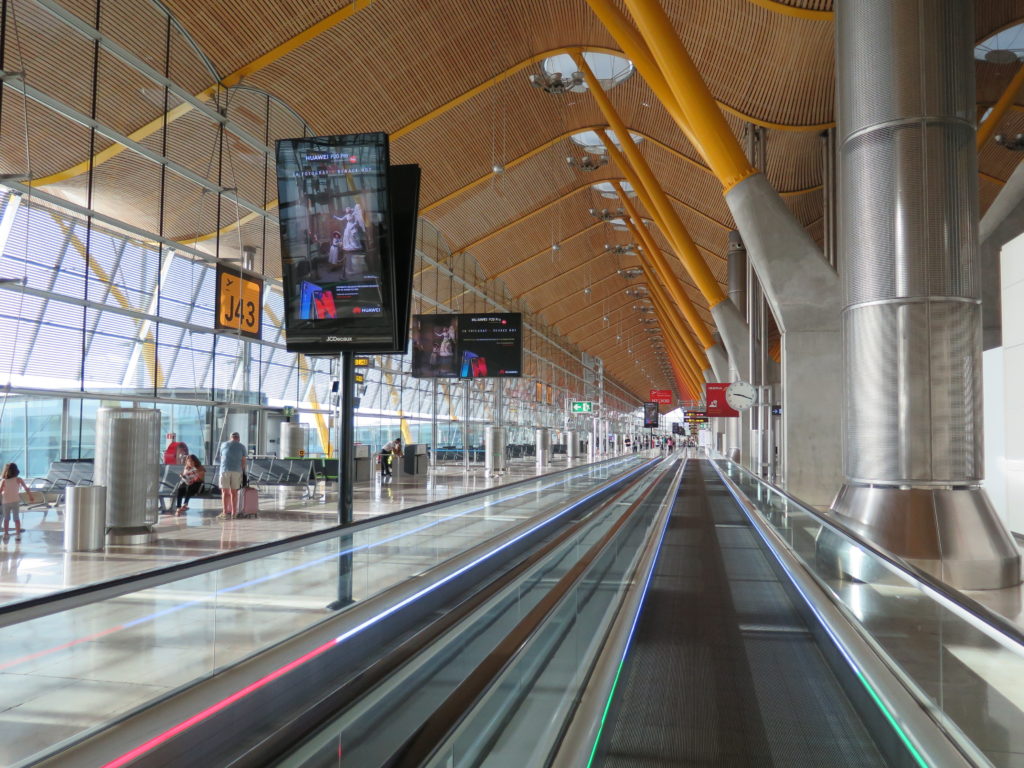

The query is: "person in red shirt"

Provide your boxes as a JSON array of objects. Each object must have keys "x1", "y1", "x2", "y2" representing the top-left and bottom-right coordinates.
[{"x1": 163, "y1": 433, "x2": 189, "y2": 465}]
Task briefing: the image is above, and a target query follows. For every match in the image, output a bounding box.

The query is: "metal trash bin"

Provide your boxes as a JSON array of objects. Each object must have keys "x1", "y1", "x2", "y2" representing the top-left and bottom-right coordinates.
[
  {"x1": 485, "y1": 427, "x2": 507, "y2": 473},
  {"x1": 65, "y1": 485, "x2": 107, "y2": 552}
]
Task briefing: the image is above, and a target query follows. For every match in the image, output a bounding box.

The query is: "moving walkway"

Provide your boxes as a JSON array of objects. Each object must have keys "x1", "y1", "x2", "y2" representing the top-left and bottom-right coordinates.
[{"x1": 7, "y1": 452, "x2": 1024, "y2": 766}]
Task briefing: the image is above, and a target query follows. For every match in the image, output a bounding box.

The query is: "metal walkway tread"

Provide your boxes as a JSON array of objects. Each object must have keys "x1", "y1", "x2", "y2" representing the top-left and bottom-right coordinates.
[{"x1": 594, "y1": 460, "x2": 886, "y2": 768}]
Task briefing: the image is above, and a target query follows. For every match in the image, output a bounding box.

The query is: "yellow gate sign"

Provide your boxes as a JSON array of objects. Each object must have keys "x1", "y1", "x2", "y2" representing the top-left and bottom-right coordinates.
[{"x1": 215, "y1": 265, "x2": 262, "y2": 339}]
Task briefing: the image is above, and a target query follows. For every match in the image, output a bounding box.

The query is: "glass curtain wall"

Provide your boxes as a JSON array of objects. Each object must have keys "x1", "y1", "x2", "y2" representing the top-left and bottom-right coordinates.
[{"x1": 0, "y1": 0, "x2": 641, "y2": 476}]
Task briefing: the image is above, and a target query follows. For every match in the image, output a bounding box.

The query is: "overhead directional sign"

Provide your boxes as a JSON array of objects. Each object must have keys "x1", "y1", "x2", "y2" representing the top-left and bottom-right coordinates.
[
  {"x1": 215, "y1": 265, "x2": 262, "y2": 339},
  {"x1": 571, "y1": 401, "x2": 593, "y2": 413},
  {"x1": 649, "y1": 389, "x2": 673, "y2": 404}
]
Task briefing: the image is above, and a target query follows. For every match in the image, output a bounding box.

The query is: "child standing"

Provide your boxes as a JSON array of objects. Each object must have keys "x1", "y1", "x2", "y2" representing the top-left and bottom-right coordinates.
[{"x1": 0, "y1": 463, "x2": 33, "y2": 541}]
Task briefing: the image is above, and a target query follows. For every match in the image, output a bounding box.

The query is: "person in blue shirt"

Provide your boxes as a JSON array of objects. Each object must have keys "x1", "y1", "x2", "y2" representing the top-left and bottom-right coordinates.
[{"x1": 218, "y1": 432, "x2": 248, "y2": 519}]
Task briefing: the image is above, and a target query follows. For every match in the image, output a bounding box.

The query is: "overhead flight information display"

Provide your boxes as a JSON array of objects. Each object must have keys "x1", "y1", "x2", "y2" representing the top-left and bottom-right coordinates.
[
  {"x1": 410, "y1": 313, "x2": 522, "y2": 378},
  {"x1": 275, "y1": 132, "x2": 396, "y2": 353}
]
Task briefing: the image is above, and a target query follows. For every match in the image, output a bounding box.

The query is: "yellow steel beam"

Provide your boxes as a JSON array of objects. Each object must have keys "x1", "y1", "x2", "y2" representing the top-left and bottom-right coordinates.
[
  {"x1": 600, "y1": 130, "x2": 725, "y2": 338},
  {"x1": 643, "y1": 289, "x2": 704, "y2": 384},
  {"x1": 978, "y1": 62, "x2": 1024, "y2": 150},
  {"x1": 54, "y1": 215, "x2": 164, "y2": 387},
  {"x1": 621, "y1": 0, "x2": 759, "y2": 191},
  {"x1": 621, "y1": 203, "x2": 715, "y2": 356},
  {"x1": 297, "y1": 354, "x2": 331, "y2": 456},
  {"x1": 574, "y1": 54, "x2": 727, "y2": 307},
  {"x1": 746, "y1": 0, "x2": 833, "y2": 22},
  {"x1": 633, "y1": 232, "x2": 709, "y2": 370},
  {"x1": 32, "y1": 0, "x2": 381, "y2": 187}
]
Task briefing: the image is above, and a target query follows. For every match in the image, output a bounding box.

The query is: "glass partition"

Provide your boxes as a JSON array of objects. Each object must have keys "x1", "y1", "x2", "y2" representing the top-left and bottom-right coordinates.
[{"x1": 714, "y1": 459, "x2": 1024, "y2": 768}]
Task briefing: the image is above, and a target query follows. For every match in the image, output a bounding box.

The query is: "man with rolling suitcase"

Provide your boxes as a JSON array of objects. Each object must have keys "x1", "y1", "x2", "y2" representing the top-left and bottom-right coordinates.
[{"x1": 217, "y1": 432, "x2": 248, "y2": 520}]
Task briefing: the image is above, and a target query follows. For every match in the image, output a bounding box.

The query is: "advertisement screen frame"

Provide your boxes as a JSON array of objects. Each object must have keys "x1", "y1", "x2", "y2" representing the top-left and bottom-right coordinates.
[
  {"x1": 410, "y1": 312, "x2": 522, "y2": 378},
  {"x1": 275, "y1": 132, "x2": 397, "y2": 353},
  {"x1": 643, "y1": 402, "x2": 660, "y2": 428}
]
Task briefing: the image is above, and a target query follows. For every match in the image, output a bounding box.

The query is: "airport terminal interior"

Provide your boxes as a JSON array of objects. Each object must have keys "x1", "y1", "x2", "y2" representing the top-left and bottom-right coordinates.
[{"x1": 3, "y1": 0, "x2": 1024, "y2": 765}]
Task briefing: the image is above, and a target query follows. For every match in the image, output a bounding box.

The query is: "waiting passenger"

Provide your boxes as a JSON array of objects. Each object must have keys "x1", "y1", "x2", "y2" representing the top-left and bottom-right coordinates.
[
  {"x1": 173, "y1": 455, "x2": 206, "y2": 516},
  {"x1": 163, "y1": 433, "x2": 189, "y2": 465}
]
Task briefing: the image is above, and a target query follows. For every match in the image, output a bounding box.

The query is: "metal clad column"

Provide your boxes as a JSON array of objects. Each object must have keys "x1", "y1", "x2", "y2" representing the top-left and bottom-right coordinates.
[
  {"x1": 834, "y1": 0, "x2": 1019, "y2": 588},
  {"x1": 727, "y1": 231, "x2": 747, "y2": 465}
]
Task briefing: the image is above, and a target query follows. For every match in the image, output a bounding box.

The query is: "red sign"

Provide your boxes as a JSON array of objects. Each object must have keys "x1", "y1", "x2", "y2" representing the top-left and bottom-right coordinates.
[
  {"x1": 705, "y1": 383, "x2": 739, "y2": 417},
  {"x1": 649, "y1": 389, "x2": 673, "y2": 404}
]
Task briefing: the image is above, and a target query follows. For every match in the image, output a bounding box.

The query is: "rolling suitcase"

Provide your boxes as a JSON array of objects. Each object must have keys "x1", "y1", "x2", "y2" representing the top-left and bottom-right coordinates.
[{"x1": 236, "y1": 486, "x2": 259, "y2": 519}]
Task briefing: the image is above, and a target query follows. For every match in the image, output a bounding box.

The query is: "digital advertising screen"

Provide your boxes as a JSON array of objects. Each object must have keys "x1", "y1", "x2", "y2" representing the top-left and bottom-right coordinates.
[
  {"x1": 410, "y1": 313, "x2": 522, "y2": 378},
  {"x1": 643, "y1": 402, "x2": 660, "y2": 428},
  {"x1": 458, "y1": 313, "x2": 522, "y2": 378},
  {"x1": 276, "y1": 133, "x2": 396, "y2": 353},
  {"x1": 410, "y1": 314, "x2": 459, "y2": 378}
]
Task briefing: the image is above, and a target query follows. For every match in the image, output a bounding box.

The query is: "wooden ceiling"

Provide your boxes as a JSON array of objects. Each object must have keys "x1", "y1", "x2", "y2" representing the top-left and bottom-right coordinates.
[{"x1": 8, "y1": 0, "x2": 1024, "y2": 402}]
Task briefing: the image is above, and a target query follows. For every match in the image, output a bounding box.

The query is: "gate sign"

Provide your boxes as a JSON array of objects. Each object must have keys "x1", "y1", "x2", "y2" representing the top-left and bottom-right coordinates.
[
  {"x1": 705, "y1": 383, "x2": 739, "y2": 417},
  {"x1": 649, "y1": 389, "x2": 673, "y2": 404},
  {"x1": 571, "y1": 401, "x2": 593, "y2": 413},
  {"x1": 215, "y1": 264, "x2": 262, "y2": 339}
]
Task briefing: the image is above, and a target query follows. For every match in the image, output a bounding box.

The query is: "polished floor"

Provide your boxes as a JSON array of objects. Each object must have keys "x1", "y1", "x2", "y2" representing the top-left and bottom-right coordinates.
[{"x1": 0, "y1": 456, "x2": 593, "y2": 604}]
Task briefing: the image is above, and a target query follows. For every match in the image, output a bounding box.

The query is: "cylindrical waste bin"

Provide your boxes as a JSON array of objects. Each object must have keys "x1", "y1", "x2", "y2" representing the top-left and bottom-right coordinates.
[
  {"x1": 95, "y1": 407, "x2": 159, "y2": 531},
  {"x1": 281, "y1": 423, "x2": 308, "y2": 458},
  {"x1": 566, "y1": 430, "x2": 579, "y2": 459},
  {"x1": 485, "y1": 427, "x2": 507, "y2": 473},
  {"x1": 535, "y1": 428, "x2": 551, "y2": 467},
  {"x1": 65, "y1": 485, "x2": 107, "y2": 552}
]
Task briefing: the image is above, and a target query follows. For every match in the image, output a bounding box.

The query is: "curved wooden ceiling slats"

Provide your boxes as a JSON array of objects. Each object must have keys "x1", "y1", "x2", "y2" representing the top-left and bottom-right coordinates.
[{"x1": 9, "y1": 0, "x2": 1022, "y2": 398}]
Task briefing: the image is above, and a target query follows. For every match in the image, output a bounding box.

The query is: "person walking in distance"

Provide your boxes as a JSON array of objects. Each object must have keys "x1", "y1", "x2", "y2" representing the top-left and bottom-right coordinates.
[{"x1": 217, "y1": 432, "x2": 247, "y2": 520}]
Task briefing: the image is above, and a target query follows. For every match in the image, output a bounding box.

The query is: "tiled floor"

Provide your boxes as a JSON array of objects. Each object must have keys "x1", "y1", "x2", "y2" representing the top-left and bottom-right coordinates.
[{"x1": 0, "y1": 456, "x2": 598, "y2": 604}]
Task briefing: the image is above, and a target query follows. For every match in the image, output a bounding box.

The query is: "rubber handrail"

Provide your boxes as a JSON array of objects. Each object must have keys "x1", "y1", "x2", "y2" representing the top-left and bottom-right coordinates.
[{"x1": 718, "y1": 457, "x2": 1024, "y2": 650}]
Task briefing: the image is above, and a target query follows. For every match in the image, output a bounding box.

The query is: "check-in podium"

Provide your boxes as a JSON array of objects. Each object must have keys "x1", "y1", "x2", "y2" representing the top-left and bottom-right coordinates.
[
  {"x1": 353, "y1": 444, "x2": 372, "y2": 482},
  {"x1": 403, "y1": 443, "x2": 428, "y2": 475}
]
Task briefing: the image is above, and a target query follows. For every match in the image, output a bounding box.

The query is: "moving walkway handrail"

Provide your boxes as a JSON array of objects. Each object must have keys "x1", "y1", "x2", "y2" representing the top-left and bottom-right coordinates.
[
  {"x1": 249, "y1": 460, "x2": 668, "y2": 766},
  {"x1": 711, "y1": 460, "x2": 981, "y2": 768},
  {"x1": 36, "y1": 458, "x2": 663, "y2": 768},
  {"x1": 550, "y1": 458, "x2": 686, "y2": 768},
  {"x1": 0, "y1": 453, "x2": 642, "y2": 630},
  {"x1": 388, "y1": 458, "x2": 678, "y2": 767},
  {"x1": 717, "y1": 456, "x2": 1024, "y2": 652}
]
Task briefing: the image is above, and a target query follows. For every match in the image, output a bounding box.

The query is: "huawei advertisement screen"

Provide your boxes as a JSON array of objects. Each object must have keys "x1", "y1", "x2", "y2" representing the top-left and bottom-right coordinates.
[
  {"x1": 275, "y1": 133, "x2": 394, "y2": 352},
  {"x1": 411, "y1": 313, "x2": 522, "y2": 378}
]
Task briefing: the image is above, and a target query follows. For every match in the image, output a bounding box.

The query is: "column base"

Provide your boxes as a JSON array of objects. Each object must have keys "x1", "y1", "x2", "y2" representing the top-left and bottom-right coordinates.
[{"x1": 829, "y1": 484, "x2": 1021, "y2": 590}]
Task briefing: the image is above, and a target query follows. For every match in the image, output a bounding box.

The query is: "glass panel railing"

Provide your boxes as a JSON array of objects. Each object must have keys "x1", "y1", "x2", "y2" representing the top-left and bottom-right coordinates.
[
  {"x1": 0, "y1": 455, "x2": 648, "y2": 768},
  {"x1": 278, "y1": 459, "x2": 680, "y2": 768},
  {"x1": 422, "y1": 463, "x2": 681, "y2": 768},
  {"x1": 714, "y1": 459, "x2": 1024, "y2": 768}
]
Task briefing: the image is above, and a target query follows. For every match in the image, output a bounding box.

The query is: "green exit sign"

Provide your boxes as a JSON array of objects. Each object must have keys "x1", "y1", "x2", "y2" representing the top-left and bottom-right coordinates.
[{"x1": 571, "y1": 401, "x2": 593, "y2": 413}]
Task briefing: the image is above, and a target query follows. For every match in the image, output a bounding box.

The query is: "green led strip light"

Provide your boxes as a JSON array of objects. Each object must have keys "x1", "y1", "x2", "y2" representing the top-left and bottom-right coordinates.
[
  {"x1": 857, "y1": 672, "x2": 930, "y2": 767},
  {"x1": 586, "y1": 663, "x2": 931, "y2": 766},
  {"x1": 586, "y1": 657, "x2": 627, "y2": 767}
]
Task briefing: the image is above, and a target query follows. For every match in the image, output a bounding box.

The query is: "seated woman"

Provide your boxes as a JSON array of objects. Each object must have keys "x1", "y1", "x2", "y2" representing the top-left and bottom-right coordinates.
[{"x1": 174, "y1": 455, "x2": 205, "y2": 515}]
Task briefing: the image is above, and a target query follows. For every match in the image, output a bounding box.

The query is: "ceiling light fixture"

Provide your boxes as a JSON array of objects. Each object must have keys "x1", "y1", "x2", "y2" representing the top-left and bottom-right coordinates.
[
  {"x1": 529, "y1": 70, "x2": 585, "y2": 94},
  {"x1": 566, "y1": 155, "x2": 608, "y2": 171}
]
